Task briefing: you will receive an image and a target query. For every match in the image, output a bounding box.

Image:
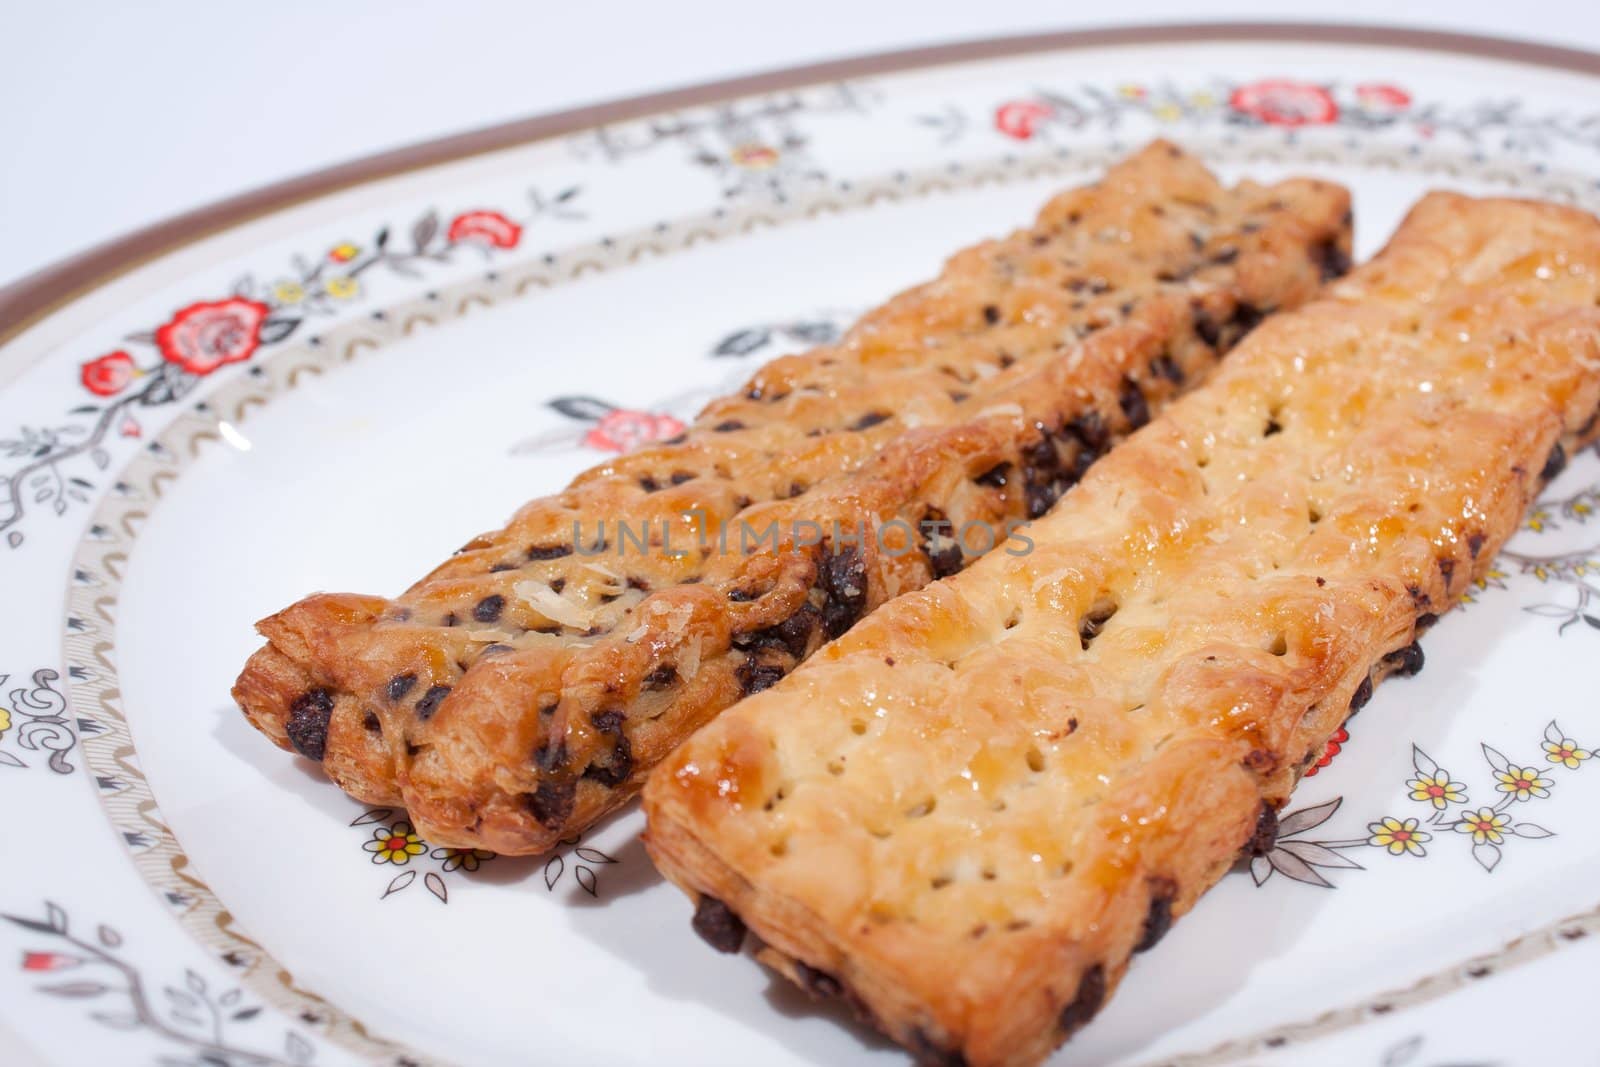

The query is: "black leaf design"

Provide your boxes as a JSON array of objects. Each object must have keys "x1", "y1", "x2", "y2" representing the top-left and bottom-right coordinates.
[
  {"x1": 258, "y1": 318, "x2": 301, "y2": 345},
  {"x1": 412, "y1": 210, "x2": 439, "y2": 251},
  {"x1": 232, "y1": 1006, "x2": 262, "y2": 1021},
  {"x1": 3, "y1": 913, "x2": 59, "y2": 934},
  {"x1": 1481, "y1": 744, "x2": 1512, "y2": 775},
  {"x1": 89, "y1": 1012, "x2": 141, "y2": 1030},
  {"x1": 782, "y1": 321, "x2": 839, "y2": 344},
  {"x1": 350, "y1": 808, "x2": 392, "y2": 827},
  {"x1": 45, "y1": 901, "x2": 68, "y2": 933},
  {"x1": 286, "y1": 1030, "x2": 315, "y2": 1064},
  {"x1": 41, "y1": 981, "x2": 109, "y2": 998},
  {"x1": 548, "y1": 396, "x2": 616, "y2": 422},
  {"x1": 185, "y1": 969, "x2": 206, "y2": 995},
  {"x1": 574, "y1": 847, "x2": 616, "y2": 864},
  {"x1": 712, "y1": 328, "x2": 772, "y2": 357},
  {"x1": 555, "y1": 186, "x2": 581, "y2": 202},
  {"x1": 1472, "y1": 841, "x2": 1503, "y2": 872},
  {"x1": 1276, "y1": 796, "x2": 1342, "y2": 837},
  {"x1": 1383, "y1": 1034, "x2": 1425, "y2": 1067},
  {"x1": 425, "y1": 872, "x2": 448, "y2": 904},
  {"x1": 381, "y1": 870, "x2": 416, "y2": 899},
  {"x1": 68, "y1": 405, "x2": 100, "y2": 415},
  {"x1": 574, "y1": 865, "x2": 598, "y2": 897},
  {"x1": 374, "y1": 227, "x2": 391, "y2": 251},
  {"x1": 97, "y1": 924, "x2": 121, "y2": 947},
  {"x1": 544, "y1": 854, "x2": 564, "y2": 889},
  {"x1": 1276, "y1": 840, "x2": 1364, "y2": 870},
  {"x1": 1266, "y1": 848, "x2": 1335, "y2": 889}
]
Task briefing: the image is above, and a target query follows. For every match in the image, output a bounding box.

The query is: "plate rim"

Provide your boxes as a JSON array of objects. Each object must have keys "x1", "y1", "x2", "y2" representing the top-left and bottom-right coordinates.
[{"x1": 3, "y1": 20, "x2": 1599, "y2": 351}]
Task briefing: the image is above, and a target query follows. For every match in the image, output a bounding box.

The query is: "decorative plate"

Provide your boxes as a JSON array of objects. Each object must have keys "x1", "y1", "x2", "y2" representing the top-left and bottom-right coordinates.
[{"x1": 3, "y1": 24, "x2": 1599, "y2": 1067}]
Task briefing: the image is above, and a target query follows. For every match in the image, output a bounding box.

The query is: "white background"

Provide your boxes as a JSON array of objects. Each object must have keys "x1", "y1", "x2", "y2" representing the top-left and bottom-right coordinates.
[
  {"x1": 3, "y1": 5, "x2": 1600, "y2": 1066},
  {"x1": 3, "y1": 1, "x2": 1600, "y2": 291}
]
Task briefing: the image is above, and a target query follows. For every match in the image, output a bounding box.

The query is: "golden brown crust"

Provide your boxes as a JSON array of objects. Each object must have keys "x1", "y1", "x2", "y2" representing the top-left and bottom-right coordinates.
[
  {"x1": 233, "y1": 141, "x2": 1351, "y2": 853},
  {"x1": 641, "y1": 192, "x2": 1600, "y2": 1066}
]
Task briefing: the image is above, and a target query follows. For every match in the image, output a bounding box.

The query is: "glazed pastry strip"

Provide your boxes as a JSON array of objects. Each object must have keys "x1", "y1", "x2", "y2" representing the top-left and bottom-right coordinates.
[
  {"x1": 233, "y1": 142, "x2": 1351, "y2": 854},
  {"x1": 641, "y1": 193, "x2": 1600, "y2": 1067}
]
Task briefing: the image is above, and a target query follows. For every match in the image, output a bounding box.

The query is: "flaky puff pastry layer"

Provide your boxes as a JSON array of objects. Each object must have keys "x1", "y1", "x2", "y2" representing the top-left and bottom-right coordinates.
[
  {"x1": 642, "y1": 192, "x2": 1600, "y2": 1066},
  {"x1": 234, "y1": 142, "x2": 1351, "y2": 854}
]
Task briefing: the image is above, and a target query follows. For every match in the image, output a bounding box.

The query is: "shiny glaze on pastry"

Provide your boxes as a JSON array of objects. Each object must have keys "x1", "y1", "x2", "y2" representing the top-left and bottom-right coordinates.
[
  {"x1": 233, "y1": 142, "x2": 1350, "y2": 854},
  {"x1": 642, "y1": 193, "x2": 1600, "y2": 1066}
]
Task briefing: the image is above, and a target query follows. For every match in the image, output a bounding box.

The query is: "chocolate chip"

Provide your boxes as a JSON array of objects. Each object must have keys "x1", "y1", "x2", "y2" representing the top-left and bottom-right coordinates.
[
  {"x1": 440, "y1": 612, "x2": 459, "y2": 627},
  {"x1": 1210, "y1": 246, "x2": 1239, "y2": 266},
  {"x1": 975, "y1": 462, "x2": 1011, "y2": 488},
  {"x1": 670, "y1": 470, "x2": 695, "y2": 485},
  {"x1": 524, "y1": 779, "x2": 575, "y2": 828},
  {"x1": 1119, "y1": 378, "x2": 1150, "y2": 430},
  {"x1": 583, "y1": 710, "x2": 633, "y2": 788},
  {"x1": 527, "y1": 544, "x2": 573, "y2": 561},
  {"x1": 1243, "y1": 748, "x2": 1278, "y2": 774},
  {"x1": 1383, "y1": 642, "x2": 1425, "y2": 678},
  {"x1": 643, "y1": 664, "x2": 677, "y2": 690},
  {"x1": 1025, "y1": 480, "x2": 1061, "y2": 519},
  {"x1": 1194, "y1": 307, "x2": 1222, "y2": 347},
  {"x1": 1058, "y1": 964, "x2": 1106, "y2": 1035},
  {"x1": 1245, "y1": 803, "x2": 1279, "y2": 858},
  {"x1": 1135, "y1": 877, "x2": 1178, "y2": 952},
  {"x1": 1078, "y1": 601, "x2": 1118, "y2": 650},
  {"x1": 549, "y1": 577, "x2": 567, "y2": 594},
  {"x1": 1151, "y1": 354, "x2": 1185, "y2": 385},
  {"x1": 387, "y1": 673, "x2": 417, "y2": 701},
  {"x1": 415, "y1": 685, "x2": 451, "y2": 721},
  {"x1": 362, "y1": 711, "x2": 382, "y2": 734},
  {"x1": 533, "y1": 737, "x2": 567, "y2": 772},
  {"x1": 1264, "y1": 418, "x2": 1283, "y2": 437},
  {"x1": 480, "y1": 643, "x2": 513, "y2": 656},
  {"x1": 1438, "y1": 557, "x2": 1456, "y2": 589},
  {"x1": 286, "y1": 689, "x2": 334, "y2": 761},
  {"x1": 1415, "y1": 612, "x2": 1440, "y2": 632},
  {"x1": 851, "y1": 411, "x2": 890, "y2": 431},
  {"x1": 1541, "y1": 442, "x2": 1568, "y2": 483},
  {"x1": 691, "y1": 895, "x2": 746, "y2": 953},
  {"x1": 473, "y1": 595, "x2": 505, "y2": 623},
  {"x1": 819, "y1": 546, "x2": 868, "y2": 639},
  {"x1": 1349, "y1": 675, "x2": 1374, "y2": 713},
  {"x1": 1232, "y1": 303, "x2": 1265, "y2": 337},
  {"x1": 639, "y1": 475, "x2": 661, "y2": 492},
  {"x1": 794, "y1": 961, "x2": 842, "y2": 999},
  {"x1": 489, "y1": 562, "x2": 517, "y2": 573},
  {"x1": 909, "y1": 1028, "x2": 968, "y2": 1067},
  {"x1": 1067, "y1": 411, "x2": 1109, "y2": 451},
  {"x1": 713, "y1": 420, "x2": 745, "y2": 432},
  {"x1": 1314, "y1": 239, "x2": 1351, "y2": 282},
  {"x1": 982, "y1": 304, "x2": 1001, "y2": 325},
  {"x1": 737, "y1": 658, "x2": 786, "y2": 695}
]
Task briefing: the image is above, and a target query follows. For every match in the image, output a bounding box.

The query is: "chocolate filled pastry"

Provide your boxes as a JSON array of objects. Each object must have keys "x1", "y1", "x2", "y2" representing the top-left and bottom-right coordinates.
[
  {"x1": 233, "y1": 141, "x2": 1350, "y2": 854},
  {"x1": 641, "y1": 192, "x2": 1600, "y2": 1065}
]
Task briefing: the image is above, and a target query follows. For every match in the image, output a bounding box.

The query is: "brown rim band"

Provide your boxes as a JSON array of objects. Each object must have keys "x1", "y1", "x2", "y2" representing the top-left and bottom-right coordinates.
[{"x1": 2, "y1": 21, "x2": 1598, "y2": 349}]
